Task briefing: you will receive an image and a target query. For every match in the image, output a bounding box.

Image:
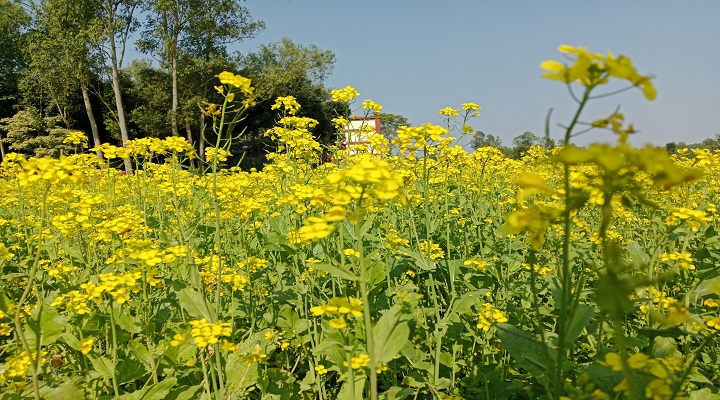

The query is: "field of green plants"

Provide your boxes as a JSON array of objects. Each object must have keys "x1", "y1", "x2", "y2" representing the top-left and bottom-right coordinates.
[{"x1": 1, "y1": 46, "x2": 719, "y2": 400}]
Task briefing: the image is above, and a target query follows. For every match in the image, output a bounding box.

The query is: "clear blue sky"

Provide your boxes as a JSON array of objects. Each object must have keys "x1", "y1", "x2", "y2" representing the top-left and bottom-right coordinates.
[{"x1": 238, "y1": 0, "x2": 719, "y2": 147}]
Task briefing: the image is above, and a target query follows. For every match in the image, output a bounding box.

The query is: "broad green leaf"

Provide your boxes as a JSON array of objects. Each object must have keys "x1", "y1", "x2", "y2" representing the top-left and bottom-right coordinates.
[
  {"x1": 225, "y1": 353, "x2": 258, "y2": 390},
  {"x1": 450, "y1": 290, "x2": 490, "y2": 315},
  {"x1": 115, "y1": 308, "x2": 142, "y2": 333},
  {"x1": 25, "y1": 305, "x2": 66, "y2": 348},
  {"x1": 165, "y1": 385, "x2": 202, "y2": 400},
  {"x1": 60, "y1": 244, "x2": 86, "y2": 264},
  {"x1": 140, "y1": 378, "x2": 177, "y2": 400},
  {"x1": 690, "y1": 388, "x2": 720, "y2": 400},
  {"x1": 41, "y1": 380, "x2": 84, "y2": 399},
  {"x1": 309, "y1": 263, "x2": 358, "y2": 281},
  {"x1": 87, "y1": 354, "x2": 115, "y2": 379},
  {"x1": 564, "y1": 305, "x2": 594, "y2": 347},
  {"x1": 176, "y1": 288, "x2": 213, "y2": 321},
  {"x1": 372, "y1": 306, "x2": 411, "y2": 364},
  {"x1": 626, "y1": 241, "x2": 650, "y2": 265},
  {"x1": 495, "y1": 323, "x2": 553, "y2": 384},
  {"x1": 379, "y1": 386, "x2": 414, "y2": 400},
  {"x1": 338, "y1": 373, "x2": 365, "y2": 400},
  {"x1": 0, "y1": 293, "x2": 11, "y2": 314},
  {"x1": 117, "y1": 356, "x2": 148, "y2": 384},
  {"x1": 128, "y1": 340, "x2": 153, "y2": 369}
]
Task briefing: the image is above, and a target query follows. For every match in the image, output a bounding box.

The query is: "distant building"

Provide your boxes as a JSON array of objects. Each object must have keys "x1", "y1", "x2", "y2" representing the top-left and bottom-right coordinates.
[{"x1": 343, "y1": 116, "x2": 381, "y2": 155}]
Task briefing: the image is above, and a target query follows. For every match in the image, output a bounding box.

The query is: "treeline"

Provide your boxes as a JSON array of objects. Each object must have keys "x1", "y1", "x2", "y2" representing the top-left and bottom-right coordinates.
[
  {"x1": 472, "y1": 130, "x2": 720, "y2": 159},
  {"x1": 0, "y1": 0, "x2": 353, "y2": 169}
]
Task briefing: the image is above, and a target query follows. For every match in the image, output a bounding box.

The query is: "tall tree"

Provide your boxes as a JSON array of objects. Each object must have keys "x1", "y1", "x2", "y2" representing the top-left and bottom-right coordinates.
[
  {"x1": 235, "y1": 38, "x2": 339, "y2": 166},
  {"x1": 378, "y1": 113, "x2": 410, "y2": 155},
  {"x1": 0, "y1": 0, "x2": 29, "y2": 158},
  {"x1": 100, "y1": 0, "x2": 140, "y2": 172},
  {"x1": 470, "y1": 130, "x2": 503, "y2": 149},
  {"x1": 20, "y1": 0, "x2": 106, "y2": 159},
  {"x1": 510, "y1": 131, "x2": 541, "y2": 159},
  {"x1": 139, "y1": 0, "x2": 263, "y2": 144}
]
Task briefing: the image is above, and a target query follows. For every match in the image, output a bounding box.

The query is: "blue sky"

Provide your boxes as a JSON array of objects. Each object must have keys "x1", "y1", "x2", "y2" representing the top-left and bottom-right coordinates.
[{"x1": 238, "y1": 1, "x2": 719, "y2": 147}]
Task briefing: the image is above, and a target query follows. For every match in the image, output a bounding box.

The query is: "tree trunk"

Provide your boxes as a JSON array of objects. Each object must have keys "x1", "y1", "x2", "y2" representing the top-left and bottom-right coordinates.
[
  {"x1": 80, "y1": 78, "x2": 104, "y2": 161},
  {"x1": 198, "y1": 83, "x2": 207, "y2": 163},
  {"x1": 183, "y1": 114, "x2": 196, "y2": 168},
  {"x1": 109, "y1": 27, "x2": 133, "y2": 174},
  {"x1": 0, "y1": 132, "x2": 5, "y2": 160},
  {"x1": 170, "y1": 54, "x2": 179, "y2": 137}
]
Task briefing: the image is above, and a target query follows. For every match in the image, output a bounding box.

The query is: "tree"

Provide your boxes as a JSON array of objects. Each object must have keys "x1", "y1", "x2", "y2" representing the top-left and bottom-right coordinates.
[
  {"x1": 234, "y1": 38, "x2": 339, "y2": 167},
  {"x1": 125, "y1": 59, "x2": 172, "y2": 138},
  {"x1": 470, "y1": 131, "x2": 503, "y2": 149},
  {"x1": 0, "y1": 0, "x2": 29, "y2": 158},
  {"x1": 510, "y1": 131, "x2": 541, "y2": 159},
  {"x1": 378, "y1": 113, "x2": 409, "y2": 155},
  {"x1": 0, "y1": 107, "x2": 76, "y2": 157},
  {"x1": 19, "y1": 0, "x2": 106, "y2": 159},
  {"x1": 138, "y1": 0, "x2": 264, "y2": 160},
  {"x1": 100, "y1": 0, "x2": 140, "y2": 172},
  {"x1": 664, "y1": 141, "x2": 677, "y2": 154}
]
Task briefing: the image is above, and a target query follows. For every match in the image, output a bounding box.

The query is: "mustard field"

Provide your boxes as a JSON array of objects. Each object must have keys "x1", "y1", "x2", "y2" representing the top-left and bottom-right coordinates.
[{"x1": 1, "y1": 46, "x2": 719, "y2": 400}]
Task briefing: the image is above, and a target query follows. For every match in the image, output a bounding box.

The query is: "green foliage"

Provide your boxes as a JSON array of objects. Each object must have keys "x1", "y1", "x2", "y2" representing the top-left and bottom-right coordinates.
[
  {"x1": 0, "y1": 107, "x2": 75, "y2": 156},
  {"x1": 0, "y1": 0, "x2": 29, "y2": 119}
]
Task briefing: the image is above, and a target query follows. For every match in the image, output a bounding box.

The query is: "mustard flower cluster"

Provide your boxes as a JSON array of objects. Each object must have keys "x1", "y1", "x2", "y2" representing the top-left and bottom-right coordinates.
[
  {"x1": 600, "y1": 352, "x2": 684, "y2": 399},
  {"x1": 205, "y1": 147, "x2": 232, "y2": 162},
  {"x1": 419, "y1": 240, "x2": 444, "y2": 260},
  {"x1": 271, "y1": 95, "x2": 301, "y2": 115},
  {"x1": 361, "y1": 99, "x2": 382, "y2": 114},
  {"x1": 51, "y1": 270, "x2": 143, "y2": 313},
  {"x1": 188, "y1": 319, "x2": 232, "y2": 347},
  {"x1": 666, "y1": 207, "x2": 713, "y2": 232},
  {"x1": 265, "y1": 116, "x2": 322, "y2": 160},
  {"x1": 330, "y1": 85, "x2": 359, "y2": 102},
  {"x1": 93, "y1": 137, "x2": 195, "y2": 159},
  {"x1": 658, "y1": 251, "x2": 695, "y2": 270},
  {"x1": 392, "y1": 124, "x2": 450, "y2": 157},
  {"x1": 310, "y1": 297, "x2": 363, "y2": 329},
  {"x1": 475, "y1": 303, "x2": 508, "y2": 331},
  {"x1": 63, "y1": 131, "x2": 89, "y2": 148},
  {"x1": 216, "y1": 71, "x2": 253, "y2": 96},
  {"x1": 541, "y1": 44, "x2": 656, "y2": 100},
  {"x1": 344, "y1": 353, "x2": 371, "y2": 370},
  {"x1": 13, "y1": 156, "x2": 84, "y2": 186}
]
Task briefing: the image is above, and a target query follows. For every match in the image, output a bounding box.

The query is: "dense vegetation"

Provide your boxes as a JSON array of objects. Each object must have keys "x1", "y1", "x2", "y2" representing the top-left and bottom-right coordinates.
[{"x1": 1, "y1": 1, "x2": 720, "y2": 398}]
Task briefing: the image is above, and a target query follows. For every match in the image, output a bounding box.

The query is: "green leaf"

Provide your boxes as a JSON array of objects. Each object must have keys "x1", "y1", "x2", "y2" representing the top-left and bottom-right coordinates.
[
  {"x1": 60, "y1": 332, "x2": 81, "y2": 350},
  {"x1": 87, "y1": 354, "x2": 115, "y2": 379},
  {"x1": 399, "y1": 247, "x2": 436, "y2": 271},
  {"x1": 117, "y1": 356, "x2": 148, "y2": 384},
  {"x1": 128, "y1": 340, "x2": 153, "y2": 369},
  {"x1": 690, "y1": 388, "x2": 720, "y2": 400},
  {"x1": 165, "y1": 385, "x2": 202, "y2": 400},
  {"x1": 0, "y1": 293, "x2": 11, "y2": 315},
  {"x1": 41, "y1": 380, "x2": 84, "y2": 399},
  {"x1": 372, "y1": 306, "x2": 411, "y2": 365},
  {"x1": 225, "y1": 353, "x2": 258, "y2": 390},
  {"x1": 585, "y1": 362, "x2": 622, "y2": 394},
  {"x1": 495, "y1": 323, "x2": 553, "y2": 383},
  {"x1": 176, "y1": 288, "x2": 213, "y2": 321},
  {"x1": 380, "y1": 386, "x2": 414, "y2": 400},
  {"x1": 338, "y1": 373, "x2": 365, "y2": 400},
  {"x1": 450, "y1": 290, "x2": 490, "y2": 315},
  {"x1": 627, "y1": 241, "x2": 650, "y2": 265},
  {"x1": 140, "y1": 378, "x2": 177, "y2": 400},
  {"x1": 564, "y1": 305, "x2": 594, "y2": 347},
  {"x1": 310, "y1": 263, "x2": 358, "y2": 281},
  {"x1": 60, "y1": 244, "x2": 86, "y2": 264},
  {"x1": 25, "y1": 304, "x2": 66, "y2": 348},
  {"x1": 115, "y1": 308, "x2": 142, "y2": 333}
]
